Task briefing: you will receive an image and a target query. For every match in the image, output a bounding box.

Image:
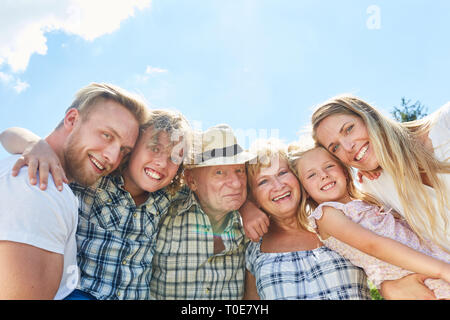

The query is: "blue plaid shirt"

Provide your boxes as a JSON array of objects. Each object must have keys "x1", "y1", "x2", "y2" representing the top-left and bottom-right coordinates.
[
  {"x1": 246, "y1": 240, "x2": 371, "y2": 300},
  {"x1": 70, "y1": 175, "x2": 176, "y2": 300}
]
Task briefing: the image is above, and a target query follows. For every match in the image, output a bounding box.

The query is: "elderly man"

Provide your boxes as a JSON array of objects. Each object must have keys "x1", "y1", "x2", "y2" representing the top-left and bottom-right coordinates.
[
  {"x1": 0, "y1": 83, "x2": 148, "y2": 299},
  {"x1": 150, "y1": 124, "x2": 255, "y2": 300}
]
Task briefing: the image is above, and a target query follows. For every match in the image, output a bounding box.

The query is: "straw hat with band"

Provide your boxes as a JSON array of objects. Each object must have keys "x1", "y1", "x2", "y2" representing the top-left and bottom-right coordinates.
[{"x1": 186, "y1": 124, "x2": 256, "y2": 168}]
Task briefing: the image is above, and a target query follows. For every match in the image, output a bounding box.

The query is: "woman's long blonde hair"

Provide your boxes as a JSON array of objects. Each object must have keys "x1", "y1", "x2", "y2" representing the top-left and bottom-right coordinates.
[{"x1": 311, "y1": 94, "x2": 450, "y2": 250}]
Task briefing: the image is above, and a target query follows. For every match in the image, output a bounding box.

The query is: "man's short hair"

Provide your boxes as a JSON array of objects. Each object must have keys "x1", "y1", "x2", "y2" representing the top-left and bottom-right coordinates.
[{"x1": 57, "y1": 82, "x2": 149, "y2": 128}]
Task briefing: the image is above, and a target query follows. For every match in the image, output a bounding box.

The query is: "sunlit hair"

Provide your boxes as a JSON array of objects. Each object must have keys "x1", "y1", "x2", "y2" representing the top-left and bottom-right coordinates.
[
  {"x1": 246, "y1": 138, "x2": 289, "y2": 188},
  {"x1": 287, "y1": 139, "x2": 384, "y2": 225},
  {"x1": 57, "y1": 82, "x2": 149, "y2": 128},
  {"x1": 246, "y1": 138, "x2": 312, "y2": 231},
  {"x1": 311, "y1": 94, "x2": 450, "y2": 250},
  {"x1": 119, "y1": 109, "x2": 192, "y2": 195}
]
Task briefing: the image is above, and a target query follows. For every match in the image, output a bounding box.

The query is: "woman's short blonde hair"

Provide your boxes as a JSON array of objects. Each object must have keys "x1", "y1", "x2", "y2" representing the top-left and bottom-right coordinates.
[
  {"x1": 246, "y1": 138, "x2": 289, "y2": 190},
  {"x1": 246, "y1": 138, "x2": 312, "y2": 231}
]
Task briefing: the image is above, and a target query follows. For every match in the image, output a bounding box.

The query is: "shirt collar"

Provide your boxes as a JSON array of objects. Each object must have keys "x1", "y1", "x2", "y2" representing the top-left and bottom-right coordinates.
[
  {"x1": 104, "y1": 174, "x2": 170, "y2": 210},
  {"x1": 175, "y1": 188, "x2": 242, "y2": 228}
]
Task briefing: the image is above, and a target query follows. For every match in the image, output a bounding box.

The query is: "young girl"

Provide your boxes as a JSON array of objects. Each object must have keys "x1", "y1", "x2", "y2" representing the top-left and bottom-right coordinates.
[{"x1": 289, "y1": 143, "x2": 450, "y2": 299}]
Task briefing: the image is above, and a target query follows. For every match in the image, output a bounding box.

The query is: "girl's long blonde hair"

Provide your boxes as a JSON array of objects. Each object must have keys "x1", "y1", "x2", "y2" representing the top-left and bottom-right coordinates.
[
  {"x1": 287, "y1": 140, "x2": 383, "y2": 222},
  {"x1": 310, "y1": 95, "x2": 450, "y2": 250}
]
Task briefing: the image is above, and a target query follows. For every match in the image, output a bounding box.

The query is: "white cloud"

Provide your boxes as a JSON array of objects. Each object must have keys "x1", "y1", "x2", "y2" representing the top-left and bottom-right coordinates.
[
  {"x1": 0, "y1": 71, "x2": 13, "y2": 84},
  {"x1": 146, "y1": 66, "x2": 168, "y2": 74},
  {"x1": 0, "y1": 0, "x2": 151, "y2": 73},
  {"x1": 13, "y1": 79, "x2": 30, "y2": 93},
  {"x1": 135, "y1": 65, "x2": 168, "y2": 83},
  {"x1": 0, "y1": 71, "x2": 29, "y2": 93}
]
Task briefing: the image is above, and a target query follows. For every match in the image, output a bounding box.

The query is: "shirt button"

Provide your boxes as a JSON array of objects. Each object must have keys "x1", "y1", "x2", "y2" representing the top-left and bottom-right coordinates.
[
  {"x1": 133, "y1": 213, "x2": 137, "y2": 218},
  {"x1": 117, "y1": 291, "x2": 121, "y2": 297},
  {"x1": 122, "y1": 260, "x2": 126, "y2": 265}
]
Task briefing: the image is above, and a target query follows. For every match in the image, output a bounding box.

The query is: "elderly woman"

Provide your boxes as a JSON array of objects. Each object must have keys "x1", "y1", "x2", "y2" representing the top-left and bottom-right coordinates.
[{"x1": 243, "y1": 139, "x2": 371, "y2": 300}]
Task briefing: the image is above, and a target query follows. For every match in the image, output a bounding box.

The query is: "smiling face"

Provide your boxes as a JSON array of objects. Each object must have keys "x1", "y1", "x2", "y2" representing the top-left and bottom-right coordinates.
[
  {"x1": 186, "y1": 164, "x2": 247, "y2": 217},
  {"x1": 295, "y1": 148, "x2": 351, "y2": 204},
  {"x1": 315, "y1": 113, "x2": 379, "y2": 171},
  {"x1": 64, "y1": 99, "x2": 139, "y2": 186},
  {"x1": 250, "y1": 156, "x2": 301, "y2": 219},
  {"x1": 123, "y1": 128, "x2": 182, "y2": 195}
]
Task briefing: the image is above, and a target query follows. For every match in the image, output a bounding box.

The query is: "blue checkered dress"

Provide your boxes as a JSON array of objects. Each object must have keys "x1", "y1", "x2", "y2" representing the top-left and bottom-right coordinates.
[
  {"x1": 70, "y1": 175, "x2": 178, "y2": 300},
  {"x1": 246, "y1": 240, "x2": 371, "y2": 300}
]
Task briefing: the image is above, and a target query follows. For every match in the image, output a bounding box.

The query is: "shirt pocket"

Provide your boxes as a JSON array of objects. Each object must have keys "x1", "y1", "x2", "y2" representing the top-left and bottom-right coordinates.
[
  {"x1": 88, "y1": 196, "x2": 122, "y2": 231},
  {"x1": 142, "y1": 214, "x2": 160, "y2": 240}
]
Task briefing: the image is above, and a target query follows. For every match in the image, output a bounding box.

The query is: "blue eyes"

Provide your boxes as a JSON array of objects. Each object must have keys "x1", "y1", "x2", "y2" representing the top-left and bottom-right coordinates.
[
  {"x1": 330, "y1": 124, "x2": 353, "y2": 153},
  {"x1": 257, "y1": 170, "x2": 288, "y2": 186},
  {"x1": 257, "y1": 179, "x2": 267, "y2": 186},
  {"x1": 307, "y1": 165, "x2": 334, "y2": 179},
  {"x1": 346, "y1": 125, "x2": 354, "y2": 133}
]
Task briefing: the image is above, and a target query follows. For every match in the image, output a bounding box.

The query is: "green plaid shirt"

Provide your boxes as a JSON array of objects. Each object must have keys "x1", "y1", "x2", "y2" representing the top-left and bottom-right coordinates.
[
  {"x1": 70, "y1": 175, "x2": 174, "y2": 300},
  {"x1": 150, "y1": 189, "x2": 249, "y2": 300}
]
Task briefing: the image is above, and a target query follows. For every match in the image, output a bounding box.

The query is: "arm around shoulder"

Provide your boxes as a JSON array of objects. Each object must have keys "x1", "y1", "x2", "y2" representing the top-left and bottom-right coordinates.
[
  {"x1": 318, "y1": 206, "x2": 449, "y2": 282},
  {"x1": 0, "y1": 127, "x2": 41, "y2": 154},
  {"x1": 239, "y1": 199, "x2": 270, "y2": 242}
]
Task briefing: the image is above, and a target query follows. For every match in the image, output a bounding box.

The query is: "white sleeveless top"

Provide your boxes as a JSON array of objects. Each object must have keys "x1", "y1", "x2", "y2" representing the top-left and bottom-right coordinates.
[{"x1": 361, "y1": 102, "x2": 450, "y2": 252}]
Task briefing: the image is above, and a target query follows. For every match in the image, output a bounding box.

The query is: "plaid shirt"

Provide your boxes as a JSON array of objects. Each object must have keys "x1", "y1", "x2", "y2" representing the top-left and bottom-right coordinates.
[
  {"x1": 150, "y1": 189, "x2": 249, "y2": 300},
  {"x1": 246, "y1": 240, "x2": 371, "y2": 300},
  {"x1": 70, "y1": 175, "x2": 173, "y2": 300}
]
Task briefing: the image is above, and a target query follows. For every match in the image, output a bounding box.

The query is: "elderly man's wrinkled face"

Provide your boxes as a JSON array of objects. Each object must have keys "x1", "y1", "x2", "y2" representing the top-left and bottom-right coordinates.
[{"x1": 186, "y1": 164, "x2": 247, "y2": 216}]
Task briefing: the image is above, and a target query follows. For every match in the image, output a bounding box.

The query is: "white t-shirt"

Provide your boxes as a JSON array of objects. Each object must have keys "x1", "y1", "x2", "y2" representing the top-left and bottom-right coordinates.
[
  {"x1": 361, "y1": 102, "x2": 450, "y2": 252},
  {"x1": 0, "y1": 155, "x2": 79, "y2": 299}
]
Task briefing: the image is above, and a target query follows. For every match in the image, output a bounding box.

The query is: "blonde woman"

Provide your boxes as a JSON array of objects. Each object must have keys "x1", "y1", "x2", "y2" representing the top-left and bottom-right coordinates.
[
  {"x1": 243, "y1": 139, "x2": 370, "y2": 300},
  {"x1": 310, "y1": 95, "x2": 450, "y2": 299},
  {"x1": 311, "y1": 95, "x2": 449, "y2": 253}
]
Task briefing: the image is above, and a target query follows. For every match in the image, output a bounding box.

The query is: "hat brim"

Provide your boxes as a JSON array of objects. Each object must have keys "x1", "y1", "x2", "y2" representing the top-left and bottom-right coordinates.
[{"x1": 186, "y1": 151, "x2": 257, "y2": 168}]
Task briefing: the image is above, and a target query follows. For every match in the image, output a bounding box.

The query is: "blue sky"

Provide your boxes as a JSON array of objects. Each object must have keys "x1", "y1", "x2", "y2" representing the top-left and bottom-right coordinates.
[{"x1": 1, "y1": 0, "x2": 449, "y2": 159}]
